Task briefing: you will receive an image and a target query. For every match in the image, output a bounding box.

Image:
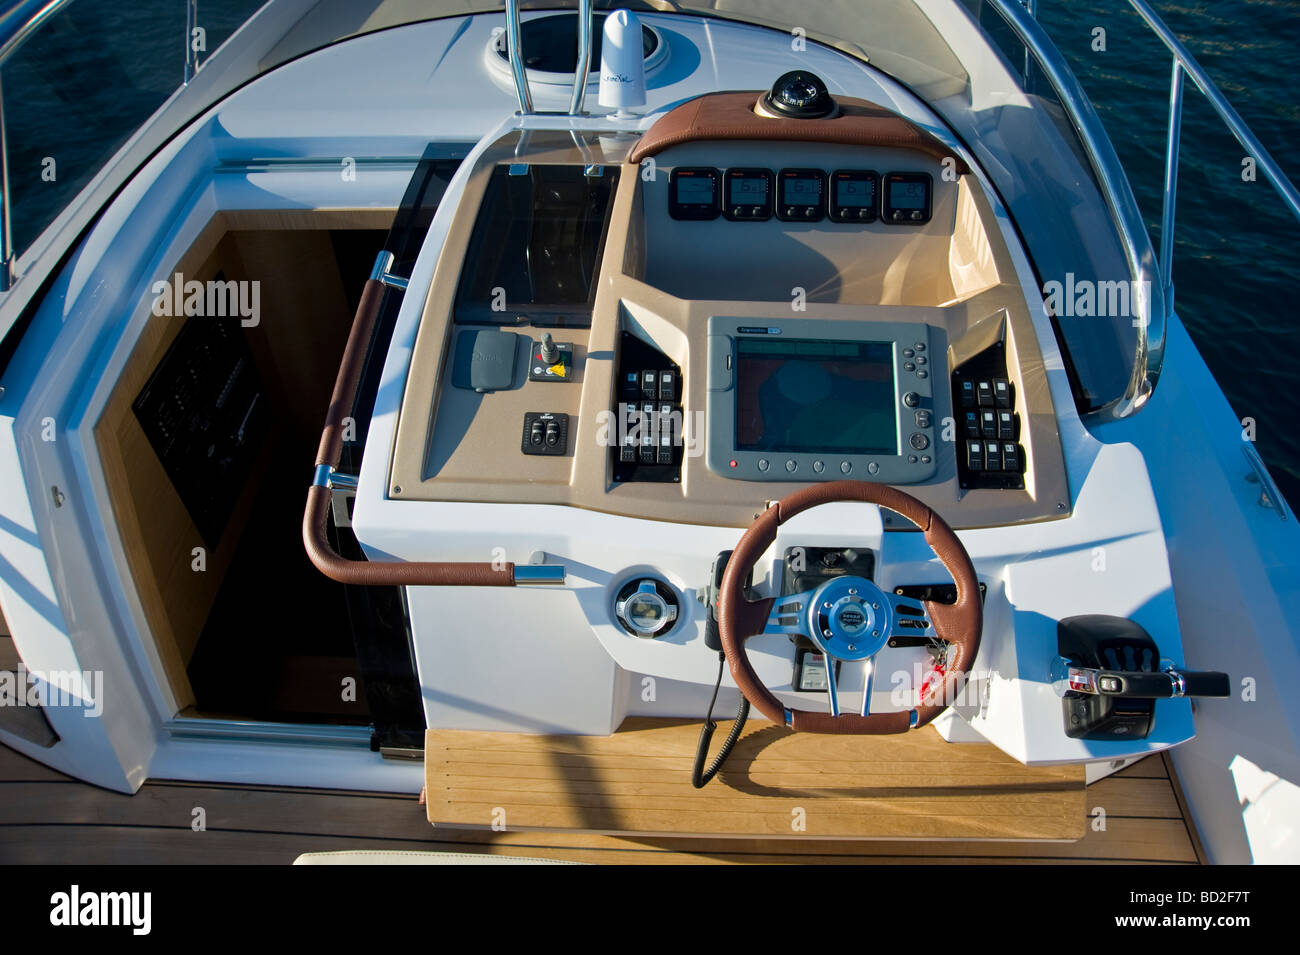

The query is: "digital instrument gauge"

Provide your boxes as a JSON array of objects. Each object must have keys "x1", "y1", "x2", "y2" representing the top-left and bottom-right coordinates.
[
  {"x1": 776, "y1": 168, "x2": 826, "y2": 221},
  {"x1": 829, "y1": 170, "x2": 879, "y2": 222},
  {"x1": 668, "y1": 167, "x2": 721, "y2": 220},
  {"x1": 723, "y1": 168, "x2": 773, "y2": 221},
  {"x1": 882, "y1": 172, "x2": 933, "y2": 224}
]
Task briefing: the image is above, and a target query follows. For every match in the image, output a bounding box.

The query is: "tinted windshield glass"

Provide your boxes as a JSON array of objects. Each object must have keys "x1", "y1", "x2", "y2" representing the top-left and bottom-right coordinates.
[{"x1": 3, "y1": 0, "x2": 263, "y2": 254}]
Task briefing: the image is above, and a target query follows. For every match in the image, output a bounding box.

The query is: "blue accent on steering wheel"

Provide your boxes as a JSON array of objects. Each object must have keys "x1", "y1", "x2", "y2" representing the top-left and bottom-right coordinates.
[{"x1": 804, "y1": 575, "x2": 892, "y2": 662}]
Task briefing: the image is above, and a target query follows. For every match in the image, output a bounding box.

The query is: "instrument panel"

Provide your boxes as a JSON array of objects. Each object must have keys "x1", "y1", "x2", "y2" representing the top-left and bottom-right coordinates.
[
  {"x1": 669, "y1": 165, "x2": 932, "y2": 225},
  {"x1": 705, "y1": 317, "x2": 938, "y2": 484},
  {"x1": 723, "y1": 168, "x2": 772, "y2": 221}
]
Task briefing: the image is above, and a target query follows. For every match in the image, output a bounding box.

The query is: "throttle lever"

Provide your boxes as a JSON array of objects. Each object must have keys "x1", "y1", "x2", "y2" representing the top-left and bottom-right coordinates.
[
  {"x1": 1056, "y1": 662, "x2": 1230, "y2": 699},
  {"x1": 1054, "y1": 614, "x2": 1229, "y2": 741}
]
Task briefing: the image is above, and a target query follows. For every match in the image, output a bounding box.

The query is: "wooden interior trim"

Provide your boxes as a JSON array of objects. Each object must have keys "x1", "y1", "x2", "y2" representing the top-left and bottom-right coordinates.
[
  {"x1": 221, "y1": 208, "x2": 395, "y2": 232},
  {"x1": 91, "y1": 209, "x2": 392, "y2": 712},
  {"x1": 94, "y1": 215, "x2": 232, "y2": 708}
]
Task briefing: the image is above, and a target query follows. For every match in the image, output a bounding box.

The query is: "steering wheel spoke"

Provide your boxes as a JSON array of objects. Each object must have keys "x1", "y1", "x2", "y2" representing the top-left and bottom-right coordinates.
[
  {"x1": 824, "y1": 651, "x2": 841, "y2": 716},
  {"x1": 762, "y1": 589, "x2": 816, "y2": 637},
  {"x1": 813, "y1": 654, "x2": 876, "y2": 717},
  {"x1": 860, "y1": 658, "x2": 875, "y2": 716},
  {"x1": 885, "y1": 590, "x2": 940, "y2": 641},
  {"x1": 716, "y1": 480, "x2": 982, "y2": 735}
]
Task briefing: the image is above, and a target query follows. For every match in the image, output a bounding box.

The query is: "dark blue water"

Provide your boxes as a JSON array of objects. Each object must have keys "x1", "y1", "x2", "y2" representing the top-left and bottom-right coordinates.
[
  {"x1": 2, "y1": 0, "x2": 261, "y2": 252},
  {"x1": 4, "y1": 1, "x2": 1297, "y2": 503},
  {"x1": 1038, "y1": 1, "x2": 1300, "y2": 505}
]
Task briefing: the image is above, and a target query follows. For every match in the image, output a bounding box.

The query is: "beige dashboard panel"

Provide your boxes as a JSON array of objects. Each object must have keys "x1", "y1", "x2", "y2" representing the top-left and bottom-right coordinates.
[
  {"x1": 390, "y1": 130, "x2": 1069, "y2": 530},
  {"x1": 633, "y1": 141, "x2": 984, "y2": 307}
]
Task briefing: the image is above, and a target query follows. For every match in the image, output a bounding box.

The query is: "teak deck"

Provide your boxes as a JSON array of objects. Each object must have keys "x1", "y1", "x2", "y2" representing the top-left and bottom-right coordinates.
[
  {"x1": 425, "y1": 719, "x2": 1086, "y2": 841},
  {"x1": 0, "y1": 728, "x2": 1204, "y2": 864}
]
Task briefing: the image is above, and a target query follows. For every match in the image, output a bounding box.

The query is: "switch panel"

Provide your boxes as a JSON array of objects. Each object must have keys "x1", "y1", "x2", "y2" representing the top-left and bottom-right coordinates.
[
  {"x1": 612, "y1": 332, "x2": 684, "y2": 483},
  {"x1": 133, "y1": 314, "x2": 265, "y2": 546},
  {"x1": 953, "y1": 342, "x2": 1025, "y2": 490},
  {"x1": 521, "y1": 412, "x2": 569, "y2": 456}
]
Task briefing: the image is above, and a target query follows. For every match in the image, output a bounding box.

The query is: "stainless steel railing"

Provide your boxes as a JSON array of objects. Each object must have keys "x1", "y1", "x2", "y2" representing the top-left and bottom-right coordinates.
[
  {"x1": 1124, "y1": 0, "x2": 1300, "y2": 294},
  {"x1": 503, "y1": 0, "x2": 594, "y2": 117},
  {"x1": 0, "y1": 0, "x2": 82, "y2": 292},
  {"x1": 0, "y1": 0, "x2": 218, "y2": 293},
  {"x1": 989, "y1": 0, "x2": 1162, "y2": 418},
  {"x1": 183, "y1": 0, "x2": 200, "y2": 84},
  {"x1": 994, "y1": 0, "x2": 1300, "y2": 418}
]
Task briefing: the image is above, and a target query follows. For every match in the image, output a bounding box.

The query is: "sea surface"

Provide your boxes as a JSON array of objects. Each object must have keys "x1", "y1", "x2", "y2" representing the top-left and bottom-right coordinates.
[
  {"x1": 3, "y1": 0, "x2": 1296, "y2": 504},
  {"x1": 1038, "y1": 1, "x2": 1300, "y2": 507}
]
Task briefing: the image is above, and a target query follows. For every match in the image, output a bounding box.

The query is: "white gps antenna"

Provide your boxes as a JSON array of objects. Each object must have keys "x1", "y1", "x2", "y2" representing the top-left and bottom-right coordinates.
[{"x1": 598, "y1": 9, "x2": 646, "y2": 116}]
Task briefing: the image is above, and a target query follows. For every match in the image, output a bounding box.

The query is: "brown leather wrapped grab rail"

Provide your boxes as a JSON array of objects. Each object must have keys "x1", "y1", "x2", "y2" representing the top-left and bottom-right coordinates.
[{"x1": 303, "y1": 254, "x2": 532, "y2": 587}]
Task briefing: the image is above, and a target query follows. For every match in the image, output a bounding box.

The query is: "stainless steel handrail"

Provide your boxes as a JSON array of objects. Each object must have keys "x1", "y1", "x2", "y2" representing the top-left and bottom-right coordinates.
[
  {"x1": 1131, "y1": 0, "x2": 1300, "y2": 221},
  {"x1": 0, "y1": 0, "x2": 81, "y2": 291},
  {"x1": 569, "y1": 0, "x2": 593, "y2": 115},
  {"x1": 1127, "y1": 0, "x2": 1300, "y2": 293},
  {"x1": 1158, "y1": 57, "x2": 1184, "y2": 301},
  {"x1": 503, "y1": 0, "x2": 594, "y2": 116},
  {"x1": 504, "y1": 0, "x2": 531, "y2": 113},
  {"x1": 994, "y1": 0, "x2": 1300, "y2": 418},
  {"x1": 183, "y1": 0, "x2": 199, "y2": 85},
  {"x1": 989, "y1": 0, "x2": 1162, "y2": 419},
  {"x1": 0, "y1": 0, "x2": 250, "y2": 290}
]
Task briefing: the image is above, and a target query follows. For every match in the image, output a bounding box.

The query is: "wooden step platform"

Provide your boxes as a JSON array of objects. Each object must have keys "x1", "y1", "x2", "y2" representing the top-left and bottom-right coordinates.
[{"x1": 425, "y1": 719, "x2": 1087, "y2": 841}]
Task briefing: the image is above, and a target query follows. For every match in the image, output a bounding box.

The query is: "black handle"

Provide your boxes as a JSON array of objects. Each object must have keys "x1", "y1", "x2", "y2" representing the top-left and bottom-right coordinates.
[
  {"x1": 1095, "y1": 669, "x2": 1230, "y2": 699},
  {"x1": 1173, "y1": 670, "x2": 1232, "y2": 698}
]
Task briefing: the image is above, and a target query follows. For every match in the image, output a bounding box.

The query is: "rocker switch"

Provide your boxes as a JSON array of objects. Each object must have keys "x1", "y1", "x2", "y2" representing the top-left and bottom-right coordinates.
[{"x1": 521, "y1": 412, "x2": 569, "y2": 456}]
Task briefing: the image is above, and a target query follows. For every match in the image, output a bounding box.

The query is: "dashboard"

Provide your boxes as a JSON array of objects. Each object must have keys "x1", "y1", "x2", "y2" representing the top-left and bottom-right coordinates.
[{"x1": 388, "y1": 120, "x2": 1068, "y2": 530}]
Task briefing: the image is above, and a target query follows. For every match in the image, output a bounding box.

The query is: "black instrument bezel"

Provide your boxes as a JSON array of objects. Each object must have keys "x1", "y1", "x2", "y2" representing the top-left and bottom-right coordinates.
[
  {"x1": 882, "y1": 171, "x2": 933, "y2": 225},
  {"x1": 669, "y1": 166, "x2": 722, "y2": 220},
  {"x1": 829, "y1": 169, "x2": 880, "y2": 223},
  {"x1": 723, "y1": 167, "x2": 774, "y2": 221},
  {"x1": 776, "y1": 167, "x2": 827, "y2": 222}
]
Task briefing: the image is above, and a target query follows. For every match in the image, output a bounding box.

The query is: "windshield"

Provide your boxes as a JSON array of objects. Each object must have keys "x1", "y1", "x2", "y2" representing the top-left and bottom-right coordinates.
[{"x1": 0, "y1": 0, "x2": 1144, "y2": 415}]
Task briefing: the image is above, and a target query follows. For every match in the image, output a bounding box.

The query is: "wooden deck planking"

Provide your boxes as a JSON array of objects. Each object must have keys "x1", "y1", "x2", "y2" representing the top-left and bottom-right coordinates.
[
  {"x1": 426, "y1": 720, "x2": 1087, "y2": 841},
  {"x1": 0, "y1": 747, "x2": 71, "y2": 783},
  {"x1": 1113, "y1": 757, "x2": 1169, "y2": 779},
  {"x1": 0, "y1": 738, "x2": 1199, "y2": 864}
]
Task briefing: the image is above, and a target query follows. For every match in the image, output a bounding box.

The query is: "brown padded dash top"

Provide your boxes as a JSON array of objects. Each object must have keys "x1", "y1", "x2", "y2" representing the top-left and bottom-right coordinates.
[{"x1": 628, "y1": 91, "x2": 969, "y2": 172}]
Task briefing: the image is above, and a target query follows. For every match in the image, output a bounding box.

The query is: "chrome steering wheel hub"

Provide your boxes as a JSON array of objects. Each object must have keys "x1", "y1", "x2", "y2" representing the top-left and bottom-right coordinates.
[{"x1": 806, "y1": 576, "x2": 891, "y2": 662}]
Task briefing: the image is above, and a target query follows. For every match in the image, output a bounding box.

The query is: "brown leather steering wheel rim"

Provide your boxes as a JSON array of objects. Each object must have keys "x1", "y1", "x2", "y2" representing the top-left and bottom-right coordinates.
[{"x1": 717, "y1": 480, "x2": 982, "y2": 734}]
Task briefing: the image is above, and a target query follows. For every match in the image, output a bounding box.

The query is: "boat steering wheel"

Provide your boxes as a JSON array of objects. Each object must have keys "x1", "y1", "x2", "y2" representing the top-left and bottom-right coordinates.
[{"x1": 718, "y1": 481, "x2": 982, "y2": 733}]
